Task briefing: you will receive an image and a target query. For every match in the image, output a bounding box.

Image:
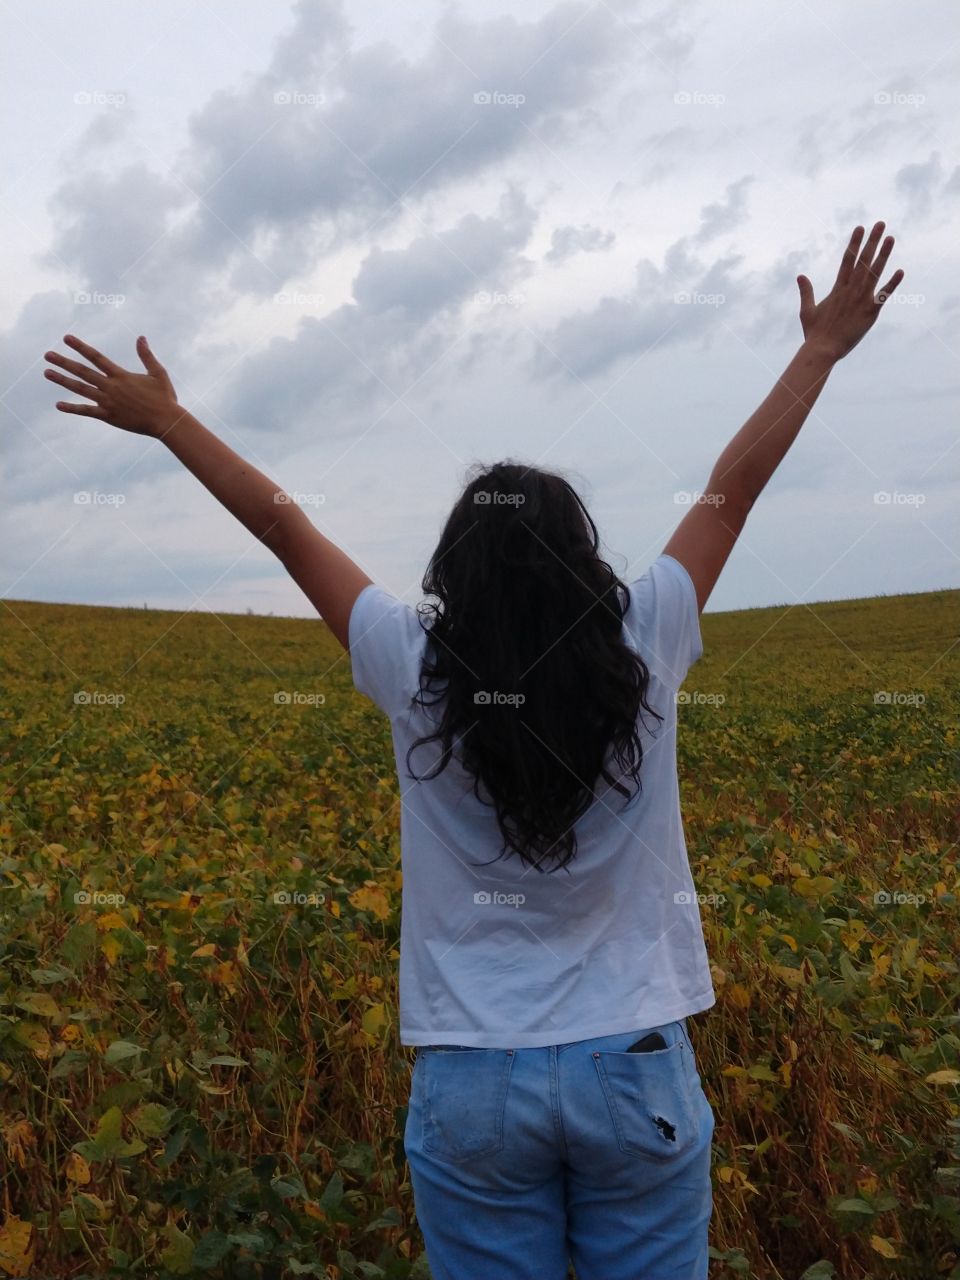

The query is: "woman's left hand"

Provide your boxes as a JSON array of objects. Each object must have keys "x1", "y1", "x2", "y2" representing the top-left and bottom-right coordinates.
[{"x1": 44, "y1": 334, "x2": 179, "y2": 437}]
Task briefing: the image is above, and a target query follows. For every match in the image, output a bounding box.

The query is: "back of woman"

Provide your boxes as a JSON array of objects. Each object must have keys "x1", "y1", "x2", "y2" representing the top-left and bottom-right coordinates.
[{"x1": 44, "y1": 220, "x2": 903, "y2": 1279}]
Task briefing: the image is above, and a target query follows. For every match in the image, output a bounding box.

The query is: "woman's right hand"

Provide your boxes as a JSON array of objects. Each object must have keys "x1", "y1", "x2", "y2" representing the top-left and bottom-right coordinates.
[{"x1": 796, "y1": 221, "x2": 904, "y2": 362}]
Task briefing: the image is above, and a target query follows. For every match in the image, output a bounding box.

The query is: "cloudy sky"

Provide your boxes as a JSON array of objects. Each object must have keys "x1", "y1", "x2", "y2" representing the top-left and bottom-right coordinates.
[{"x1": 4, "y1": 0, "x2": 957, "y2": 620}]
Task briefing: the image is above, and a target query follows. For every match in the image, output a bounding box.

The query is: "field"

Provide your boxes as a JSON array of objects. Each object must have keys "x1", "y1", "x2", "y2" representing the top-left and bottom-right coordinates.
[{"x1": 1, "y1": 586, "x2": 958, "y2": 1279}]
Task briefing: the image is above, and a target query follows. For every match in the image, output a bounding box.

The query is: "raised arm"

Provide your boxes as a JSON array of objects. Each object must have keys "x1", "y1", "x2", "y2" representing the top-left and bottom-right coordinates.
[
  {"x1": 43, "y1": 334, "x2": 371, "y2": 649},
  {"x1": 664, "y1": 220, "x2": 904, "y2": 614}
]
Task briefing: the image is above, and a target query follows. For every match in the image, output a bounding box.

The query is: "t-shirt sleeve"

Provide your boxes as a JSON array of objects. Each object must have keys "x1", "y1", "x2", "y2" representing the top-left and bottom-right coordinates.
[
  {"x1": 348, "y1": 583, "x2": 424, "y2": 718},
  {"x1": 622, "y1": 553, "x2": 704, "y2": 690}
]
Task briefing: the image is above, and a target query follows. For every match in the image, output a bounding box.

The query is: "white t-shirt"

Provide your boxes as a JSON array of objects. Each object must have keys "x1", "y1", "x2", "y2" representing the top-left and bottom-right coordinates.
[{"x1": 348, "y1": 552, "x2": 716, "y2": 1048}]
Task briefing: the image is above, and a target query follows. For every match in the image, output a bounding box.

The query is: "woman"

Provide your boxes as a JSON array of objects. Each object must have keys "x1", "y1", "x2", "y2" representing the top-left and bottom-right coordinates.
[{"x1": 44, "y1": 221, "x2": 902, "y2": 1279}]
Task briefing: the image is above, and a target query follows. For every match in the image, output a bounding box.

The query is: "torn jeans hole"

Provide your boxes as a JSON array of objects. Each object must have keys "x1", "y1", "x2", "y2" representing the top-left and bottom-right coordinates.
[{"x1": 653, "y1": 1114, "x2": 677, "y2": 1142}]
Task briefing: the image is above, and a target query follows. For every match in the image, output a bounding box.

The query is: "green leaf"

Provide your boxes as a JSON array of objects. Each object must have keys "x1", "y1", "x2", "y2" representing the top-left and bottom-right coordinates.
[
  {"x1": 835, "y1": 1198, "x2": 875, "y2": 1215},
  {"x1": 103, "y1": 1040, "x2": 143, "y2": 1066},
  {"x1": 410, "y1": 1253, "x2": 434, "y2": 1279},
  {"x1": 192, "y1": 1229, "x2": 232, "y2": 1269},
  {"x1": 160, "y1": 1222, "x2": 194, "y2": 1275},
  {"x1": 74, "y1": 1106, "x2": 147, "y2": 1161},
  {"x1": 363, "y1": 1206, "x2": 403, "y2": 1232},
  {"x1": 51, "y1": 1050, "x2": 89, "y2": 1080},
  {"x1": 129, "y1": 1103, "x2": 172, "y2": 1137},
  {"x1": 207, "y1": 1054, "x2": 248, "y2": 1067},
  {"x1": 319, "y1": 1171, "x2": 344, "y2": 1212},
  {"x1": 15, "y1": 992, "x2": 61, "y2": 1018},
  {"x1": 29, "y1": 966, "x2": 75, "y2": 985},
  {"x1": 60, "y1": 921, "x2": 97, "y2": 967}
]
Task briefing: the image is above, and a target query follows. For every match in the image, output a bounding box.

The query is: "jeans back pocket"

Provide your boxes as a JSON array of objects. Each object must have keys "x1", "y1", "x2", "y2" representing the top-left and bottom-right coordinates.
[
  {"x1": 593, "y1": 1040, "x2": 700, "y2": 1161},
  {"x1": 420, "y1": 1048, "x2": 514, "y2": 1163}
]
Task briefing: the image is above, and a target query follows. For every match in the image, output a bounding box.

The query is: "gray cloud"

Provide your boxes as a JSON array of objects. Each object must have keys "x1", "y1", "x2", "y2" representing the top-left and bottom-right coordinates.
[
  {"x1": 544, "y1": 223, "x2": 616, "y2": 263},
  {"x1": 895, "y1": 151, "x2": 943, "y2": 220},
  {"x1": 533, "y1": 244, "x2": 742, "y2": 382},
  {"x1": 693, "y1": 175, "x2": 754, "y2": 243},
  {"x1": 217, "y1": 186, "x2": 538, "y2": 433}
]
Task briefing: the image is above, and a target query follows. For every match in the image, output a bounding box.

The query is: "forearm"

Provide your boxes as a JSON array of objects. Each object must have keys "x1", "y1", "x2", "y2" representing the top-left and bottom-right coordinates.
[
  {"x1": 709, "y1": 339, "x2": 838, "y2": 508},
  {"x1": 157, "y1": 409, "x2": 299, "y2": 556}
]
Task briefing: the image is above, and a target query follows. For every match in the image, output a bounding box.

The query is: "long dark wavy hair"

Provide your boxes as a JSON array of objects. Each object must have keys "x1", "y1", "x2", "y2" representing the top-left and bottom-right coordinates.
[{"x1": 403, "y1": 460, "x2": 664, "y2": 874}]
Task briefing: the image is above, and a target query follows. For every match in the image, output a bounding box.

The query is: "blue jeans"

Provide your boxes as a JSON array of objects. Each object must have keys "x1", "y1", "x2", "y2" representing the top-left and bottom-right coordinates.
[{"x1": 404, "y1": 1018, "x2": 714, "y2": 1279}]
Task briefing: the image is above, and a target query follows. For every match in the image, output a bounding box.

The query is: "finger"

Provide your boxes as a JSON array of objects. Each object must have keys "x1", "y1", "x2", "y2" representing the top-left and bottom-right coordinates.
[
  {"x1": 136, "y1": 334, "x2": 165, "y2": 375},
  {"x1": 43, "y1": 351, "x2": 107, "y2": 388},
  {"x1": 876, "y1": 268, "x2": 905, "y2": 305},
  {"x1": 62, "y1": 333, "x2": 120, "y2": 375},
  {"x1": 837, "y1": 225, "x2": 864, "y2": 286},
  {"x1": 55, "y1": 401, "x2": 109, "y2": 419},
  {"x1": 855, "y1": 220, "x2": 885, "y2": 276},
  {"x1": 44, "y1": 369, "x2": 105, "y2": 400},
  {"x1": 867, "y1": 234, "x2": 895, "y2": 282},
  {"x1": 797, "y1": 274, "x2": 816, "y2": 313}
]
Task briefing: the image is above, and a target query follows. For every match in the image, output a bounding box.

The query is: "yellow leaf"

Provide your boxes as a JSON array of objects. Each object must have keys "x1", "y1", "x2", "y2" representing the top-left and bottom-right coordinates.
[
  {"x1": 3, "y1": 1121, "x2": 35, "y2": 1168},
  {"x1": 749, "y1": 874, "x2": 772, "y2": 889},
  {"x1": 0, "y1": 1214, "x2": 34, "y2": 1277},
  {"x1": 329, "y1": 900, "x2": 341, "y2": 918},
  {"x1": 209, "y1": 961, "x2": 239, "y2": 990},
  {"x1": 725, "y1": 984, "x2": 751, "y2": 1009},
  {"x1": 100, "y1": 936, "x2": 123, "y2": 966},
  {"x1": 779, "y1": 1061, "x2": 792, "y2": 1087},
  {"x1": 349, "y1": 884, "x2": 391, "y2": 921},
  {"x1": 12, "y1": 1023, "x2": 51, "y2": 1058},
  {"x1": 64, "y1": 1152, "x2": 91, "y2": 1185},
  {"x1": 362, "y1": 1003, "x2": 388, "y2": 1036},
  {"x1": 15, "y1": 992, "x2": 60, "y2": 1018},
  {"x1": 191, "y1": 943, "x2": 217, "y2": 958},
  {"x1": 793, "y1": 875, "x2": 836, "y2": 899},
  {"x1": 841, "y1": 919, "x2": 868, "y2": 950},
  {"x1": 925, "y1": 1069, "x2": 960, "y2": 1085},
  {"x1": 769, "y1": 963, "x2": 804, "y2": 988},
  {"x1": 869, "y1": 1235, "x2": 899, "y2": 1259},
  {"x1": 95, "y1": 912, "x2": 127, "y2": 932}
]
